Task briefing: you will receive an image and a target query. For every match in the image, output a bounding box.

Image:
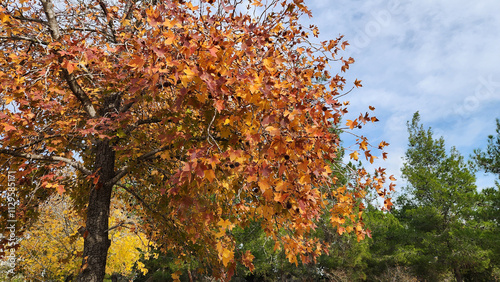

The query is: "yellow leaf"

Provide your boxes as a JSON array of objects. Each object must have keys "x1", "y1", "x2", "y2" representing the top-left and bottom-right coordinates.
[
  {"x1": 172, "y1": 271, "x2": 181, "y2": 281},
  {"x1": 360, "y1": 140, "x2": 368, "y2": 150},
  {"x1": 218, "y1": 219, "x2": 234, "y2": 230},
  {"x1": 349, "y1": 151, "x2": 359, "y2": 160},
  {"x1": 0, "y1": 13, "x2": 10, "y2": 23},
  {"x1": 221, "y1": 248, "x2": 233, "y2": 267},
  {"x1": 263, "y1": 58, "x2": 274, "y2": 70},
  {"x1": 3, "y1": 96, "x2": 13, "y2": 105},
  {"x1": 183, "y1": 67, "x2": 196, "y2": 78}
]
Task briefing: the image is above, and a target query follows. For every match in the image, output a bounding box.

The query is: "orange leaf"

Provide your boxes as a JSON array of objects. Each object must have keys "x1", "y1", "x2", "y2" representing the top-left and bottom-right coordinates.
[
  {"x1": 204, "y1": 170, "x2": 216, "y2": 183},
  {"x1": 346, "y1": 119, "x2": 357, "y2": 129},
  {"x1": 389, "y1": 183, "x2": 396, "y2": 191},
  {"x1": 359, "y1": 140, "x2": 368, "y2": 150},
  {"x1": 61, "y1": 60, "x2": 77, "y2": 74},
  {"x1": 2, "y1": 123, "x2": 16, "y2": 132},
  {"x1": 265, "y1": 126, "x2": 280, "y2": 136},
  {"x1": 214, "y1": 100, "x2": 224, "y2": 112},
  {"x1": 128, "y1": 56, "x2": 145, "y2": 69},
  {"x1": 56, "y1": 185, "x2": 66, "y2": 195},
  {"x1": 171, "y1": 271, "x2": 181, "y2": 282},
  {"x1": 384, "y1": 198, "x2": 393, "y2": 210},
  {"x1": 209, "y1": 47, "x2": 218, "y2": 57},
  {"x1": 242, "y1": 250, "x2": 255, "y2": 272},
  {"x1": 378, "y1": 141, "x2": 389, "y2": 149},
  {"x1": 218, "y1": 219, "x2": 234, "y2": 230},
  {"x1": 258, "y1": 179, "x2": 271, "y2": 193}
]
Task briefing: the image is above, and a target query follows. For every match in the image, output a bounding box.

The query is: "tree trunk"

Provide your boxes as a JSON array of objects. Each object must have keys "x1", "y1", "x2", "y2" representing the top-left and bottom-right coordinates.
[
  {"x1": 78, "y1": 140, "x2": 115, "y2": 281},
  {"x1": 453, "y1": 264, "x2": 463, "y2": 282}
]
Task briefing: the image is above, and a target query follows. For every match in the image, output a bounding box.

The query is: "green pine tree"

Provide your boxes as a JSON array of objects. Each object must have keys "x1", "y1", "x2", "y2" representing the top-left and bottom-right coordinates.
[{"x1": 396, "y1": 112, "x2": 489, "y2": 281}]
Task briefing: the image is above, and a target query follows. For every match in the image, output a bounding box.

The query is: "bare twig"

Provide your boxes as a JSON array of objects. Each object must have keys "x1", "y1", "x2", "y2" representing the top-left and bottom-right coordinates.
[{"x1": 0, "y1": 149, "x2": 92, "y2": 175}]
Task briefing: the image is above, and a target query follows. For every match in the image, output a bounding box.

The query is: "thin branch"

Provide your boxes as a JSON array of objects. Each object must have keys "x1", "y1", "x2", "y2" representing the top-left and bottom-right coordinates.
[
  {"x1": 119, "y1": 100, "x2": 135, "y2": 113},
  {"x1": 13, "y1": 134, "x2": 62, "y2": 150},
  {"x1": 336, "y1": 86, "x2": 355, "y2": 99},
  {"x1": 64, "y1": 27, "x2": 102, "y2": 33},
  {"x1": 98, "y1": 0, "x2": 117, "y2": 43},
  {"x1": 107, "y1": 134, "x2": 229, "y2": 187},
  {"x1": 107, "y1": 144, "x2": 173, "y2": 186},
  {"x1": 0, "y1": 149, "x2": 92, "y2": 175},
  {"x1": 104, "y1": 221, "x2": 133, "y2": 233},
  {"x1": 41, "y1": 0, "x2": 98, "y2": 118},
  {"x1": 124, "y1": 117, "x2": 162, "y2": 134},
  {"x1": 117, "y1": 183, "x2": 174, "y2": 225},
  {"x1": 13, "y1": 15, "x2": 47, "y2": 25},
  {"x1": 207, "y1": 109, "x2": 222, "y2": 153},
  {"x1": 0, "y1": 35, "x2": 48, "y2": 45}
]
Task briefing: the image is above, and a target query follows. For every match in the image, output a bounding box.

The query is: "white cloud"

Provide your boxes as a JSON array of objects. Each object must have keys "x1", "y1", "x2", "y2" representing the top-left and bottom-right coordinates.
[{"x1": 305, "y1": 0, "x2": 500, "y2": 189}]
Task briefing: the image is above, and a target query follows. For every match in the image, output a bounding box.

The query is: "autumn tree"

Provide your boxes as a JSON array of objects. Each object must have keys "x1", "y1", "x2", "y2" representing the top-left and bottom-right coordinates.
[{"x1": 0, "y1": 0, "x2": 391, "y2": 281}]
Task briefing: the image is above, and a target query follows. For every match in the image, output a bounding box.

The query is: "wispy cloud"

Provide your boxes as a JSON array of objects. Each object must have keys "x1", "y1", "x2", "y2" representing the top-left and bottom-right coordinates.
[{"x1": 306, "y1": 0, "x2": 500, "y2": 189}]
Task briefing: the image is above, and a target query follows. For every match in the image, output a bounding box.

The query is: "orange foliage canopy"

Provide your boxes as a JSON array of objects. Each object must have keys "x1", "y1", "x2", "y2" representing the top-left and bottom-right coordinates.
[{"x1": 0, "y1": 0, "x2": 392, "y2": 279}]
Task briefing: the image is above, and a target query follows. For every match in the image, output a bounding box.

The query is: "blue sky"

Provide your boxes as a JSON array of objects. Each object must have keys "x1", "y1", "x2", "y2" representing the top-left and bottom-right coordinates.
[{"x1": 302, "y1": 0, "x2": 500, "y2": 190}]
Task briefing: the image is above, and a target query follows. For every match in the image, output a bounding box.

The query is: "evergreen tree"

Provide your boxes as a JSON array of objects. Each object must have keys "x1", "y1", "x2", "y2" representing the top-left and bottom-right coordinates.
[
  {"x1": 396, "y1": 112, "x2": 488, "y2": 281},
  {"x1": 474, "y1": 119, "x2": 500, "y2": 177},
  {"x1": 473, "y1": 118, "x2": 500, "y2": 280}
]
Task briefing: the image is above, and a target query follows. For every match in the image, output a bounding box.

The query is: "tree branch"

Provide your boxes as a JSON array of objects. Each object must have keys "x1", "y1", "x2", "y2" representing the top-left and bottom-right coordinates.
[
  {"x1": 14, "y1": 134, "x2": 62, "y2": 150},
  {"x1": 40, "y1": 0, "x2": 98, "y2": 118},
  {"x1": 117, "y1": 183, "x2": 174, "y2": 225},
  {"x1": 40, "y1": 0, "x2": 61, "y2": 40},
  {"x1": 119, "y1": 100, "x2": 135, "y2": 113},
  {"x1": 106, "y1": 144, "x2": 173, "y2": 186},
  {"x1": 61, "y1": 69, "x2": 98, "y2": 118},
  {"x1": 107, "y1": 134, "x2": 229, "y2": 187},
  {"x1": 104, "y1": 221, "x2": 133, "y2": 233},
  {"x1": 13, "y1": 15, "x2": 47, "y2": 25},
  {"x1": 0, "y1": 149, "x2": 92, "y2": 175},
  {"x1": 98, "y1": 0, "x2": 117, "y2": 43},
  {"x1": 124, "y1": 118, "x2": 162, "y2": 135},
  {"x1": 0, "y1": 35, "x2": 48, "y2": 45}
]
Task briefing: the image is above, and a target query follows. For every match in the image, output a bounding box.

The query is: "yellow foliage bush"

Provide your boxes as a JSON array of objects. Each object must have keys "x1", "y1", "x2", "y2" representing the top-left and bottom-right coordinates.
[{"x1": 16, "y1": 195, "x2": 151, "y2": 281}]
